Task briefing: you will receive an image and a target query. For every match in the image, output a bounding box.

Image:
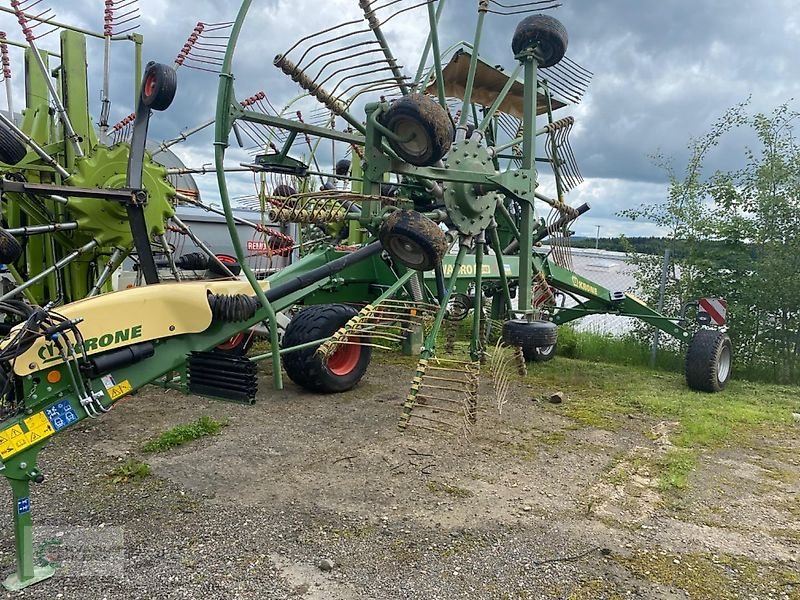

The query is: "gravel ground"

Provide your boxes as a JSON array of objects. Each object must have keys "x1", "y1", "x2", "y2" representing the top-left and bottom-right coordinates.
[{"x1": 0, "y1": 356, "x2": 797, "y2": 599}]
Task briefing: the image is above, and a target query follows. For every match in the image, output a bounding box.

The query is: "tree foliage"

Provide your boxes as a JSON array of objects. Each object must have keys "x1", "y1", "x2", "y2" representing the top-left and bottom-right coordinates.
[{"x1": 621, "y1": 101, "x2": 800, "y2": 383}]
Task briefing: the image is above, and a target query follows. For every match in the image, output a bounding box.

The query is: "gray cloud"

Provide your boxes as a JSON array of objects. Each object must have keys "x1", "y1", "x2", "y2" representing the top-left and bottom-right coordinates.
[{"x1": 1, "y1": 0, "x2": 797, "y2": 237}]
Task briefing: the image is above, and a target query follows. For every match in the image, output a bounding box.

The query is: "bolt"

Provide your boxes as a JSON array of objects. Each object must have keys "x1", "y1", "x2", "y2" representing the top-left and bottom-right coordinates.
[
  {"x1": 46, "y1": 386, "x2": 52, "y2": 392},
  {"x1": 19, "y1": 462, "x2": 26, "y2": 469},
  {"x1": 32, "y1": 395, "x2": 38, "y2": 400},
  {"x1": 28, "y1": 364, "x2": 35, "y2": 371},
  {"x1": 169, "y1": 325, "x2": 175, "y2": 331}
]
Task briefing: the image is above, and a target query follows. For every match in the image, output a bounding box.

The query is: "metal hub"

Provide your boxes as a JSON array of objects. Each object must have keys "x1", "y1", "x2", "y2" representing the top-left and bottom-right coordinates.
[
  {"x1": 68, "y1": 144, "x2": 175, "y2": 248},
  {"x1": 443, "y1": 139, "x2": 498, "y2": 236}
]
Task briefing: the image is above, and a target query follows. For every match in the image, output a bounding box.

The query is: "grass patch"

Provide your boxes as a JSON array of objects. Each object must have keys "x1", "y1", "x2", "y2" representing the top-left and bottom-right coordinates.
[
  {"x1": 108, "y1": 458, "x2": 150, "y2": 483},
  {"x1": 426, "y1": 480, "x2": 474, "y2": 498},
  {"x1": 142, "y1": 416, "x2": 229, "y2": 453},
  {"x1": 656, "y1": 448, "x2": 697, "y2": 492},
  {"x1": 527, "y1": 358, "x2": 796, "y2": 449},
  {"x1": 616, "y1": 550, "x2": 796, "y2": 599}
]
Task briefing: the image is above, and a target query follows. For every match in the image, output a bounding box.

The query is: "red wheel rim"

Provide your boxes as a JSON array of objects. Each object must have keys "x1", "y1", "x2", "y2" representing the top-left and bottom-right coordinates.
[
  {"x1": 143, "y1": 73, "x2": 157, "y2": 98},
  {"x1": 216, "y1": 254, "x2": 237, "y2": 264},
  {"x1": 327, "y1": 343, "x2": 361, "y2": 376},
  {"x1": 217, "y1": 332, "x2": 245, "y2": 351}
]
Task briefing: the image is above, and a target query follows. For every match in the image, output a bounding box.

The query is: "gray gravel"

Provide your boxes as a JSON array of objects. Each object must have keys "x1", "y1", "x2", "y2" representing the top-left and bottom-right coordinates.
[{"x1": 0, "y1": 362, "x2": 796, "y2": 599}]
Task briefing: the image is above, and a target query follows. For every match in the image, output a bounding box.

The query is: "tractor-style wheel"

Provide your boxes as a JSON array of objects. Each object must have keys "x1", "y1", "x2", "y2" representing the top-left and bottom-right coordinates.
[
  {"x1": 0, "y1": 227, "x2": 22, "y2": 264},
  {"x1": 282, "y1": 304, "x2": 372, "y2": 393},
  {"x1": 511, "y1": 15, "x2": 568, "y2": 67},
  {"x1": 685, "y1": 329, "x2": 732, "y2": 392},
  {"x1": 379, "y1": 94, "x2": 454, "y2": 166},
  {"x1": 379, "y1": 210, "x2": 447, "y2": 272},
  {"x1": 502, "y1": 319, "x2": 558, "y2": 358},
  {"x1": 140, "y1": 62, "x2": 178, "y2": 111},
  {"x1": 0, "y1": 122, "x2": 27, "y2": 166}
]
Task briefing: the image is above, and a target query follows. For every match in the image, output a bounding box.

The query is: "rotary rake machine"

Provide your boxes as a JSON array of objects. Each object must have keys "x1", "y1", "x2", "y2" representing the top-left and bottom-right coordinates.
[{"x1": 0, "y1": 0, "x2": 733, "y2": 590}]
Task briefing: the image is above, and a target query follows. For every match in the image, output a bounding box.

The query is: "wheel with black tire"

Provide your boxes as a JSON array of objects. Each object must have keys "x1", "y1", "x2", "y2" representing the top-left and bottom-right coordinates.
[
  {"x1": 502, "y1": 319, "x2": 558, "y2": 358},
  {"x1": 528, "y1": 342, "x2": 557, "y2": 363},
  {"x1": 378, "y1": 94, "x2": 454, "y2": 166},
  {"x1": 379, "y1": 209, "x2": 447, "y2": 271},
  {"x1": 207, "y1": 253, "x2": 241, "y2": 277},
  {"x1": 0, "y1": 122, "x2": 26, "y2": 165},
  {"x1": 511, "y1": 15, "x2": 568, "y2": 67},
  {"x1": 214, "y1": 330, "x2": 255, "y2": 356},
  {"x1": 0, "y1": 227, "x2": 21, "y2": 264},
  {"x1": 282, "y1": 304, "x2": 372, "y2": 393},
  {"x1": 685, "y1": 329, "x2": 732, "y2": 392},
  {"x1": 140, "y1": 62, "x2": 177, "y2": 111}
]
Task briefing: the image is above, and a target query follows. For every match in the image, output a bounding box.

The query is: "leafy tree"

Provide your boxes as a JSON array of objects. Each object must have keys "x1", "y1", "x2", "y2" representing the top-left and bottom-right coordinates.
[{"x1": 620, "y1": 101, "x2": 800, "y2": 383}]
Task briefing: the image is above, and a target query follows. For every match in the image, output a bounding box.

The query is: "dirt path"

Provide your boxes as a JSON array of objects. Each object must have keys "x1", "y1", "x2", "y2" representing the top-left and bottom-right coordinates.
[{"x1": 0, "y1": 357, "x2": 797, "y2": 599}]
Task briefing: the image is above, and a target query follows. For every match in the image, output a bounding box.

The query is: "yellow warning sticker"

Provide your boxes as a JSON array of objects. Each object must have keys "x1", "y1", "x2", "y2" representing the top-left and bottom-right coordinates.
[
  {"x1": 0, "y1": 412, "x2": 55, "y2": 460},
  {"x1": 108, "y1": 379, "x2": 132, "y2": 400}
]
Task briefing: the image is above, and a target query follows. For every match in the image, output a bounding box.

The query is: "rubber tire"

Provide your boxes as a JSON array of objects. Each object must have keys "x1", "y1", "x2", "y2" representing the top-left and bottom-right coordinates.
[
  {"x1": 527, "y1": 342, "x2": 557, "y2": 363},
  {"x1": 207, "y1": 254, "x2": 242, "y2": 277},
  {"x1": 0, "y1": 227, "x2": 22, "y2": 264},
  {"x1": 214, "y1": 330, "x2": 255, "y2": 356},
  {"x1": 379, "y1": 210, "x2": 448, "y2": 272},
  {"x1": 140, "y1": 62, "x2": 177, "y2": 111},
  {"x1": 685, "y1": 329, "x2": 732, "y2": 392},
  {"x1": 511, "y1": 15, "x2": 568, "y2": 68},
  {"x1": 379, "y1": 94, "x2": 454, "y2": 167},
  {"x1": 0, "y1": 122, "x2": 27, "y2": 165},
  {"x1": 282, "y1": 304, "x2": 372, "y2": 393},
  {"x1": 502, "y1": 319, "x2": 558, "y2": 358}
]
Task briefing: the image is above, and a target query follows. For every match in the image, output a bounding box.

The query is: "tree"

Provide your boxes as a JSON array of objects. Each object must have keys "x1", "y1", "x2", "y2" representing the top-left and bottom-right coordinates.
[{"x1": 621, "y1": 101, "x2": 800, "y2": 383}]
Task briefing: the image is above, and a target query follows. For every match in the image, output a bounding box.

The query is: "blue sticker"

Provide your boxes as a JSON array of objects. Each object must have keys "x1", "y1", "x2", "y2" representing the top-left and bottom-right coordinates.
[
  {"x1": 44, "y1": 401, "x2": 79, "y2": 432},
  {"x1": 17, "y1": 497, "x2": 30, "y2": 514}
]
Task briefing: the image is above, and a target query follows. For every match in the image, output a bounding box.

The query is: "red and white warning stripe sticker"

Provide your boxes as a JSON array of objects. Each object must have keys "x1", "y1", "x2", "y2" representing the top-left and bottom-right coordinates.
[{"x1": 698, "y1": 297, "x2": 728, "y2": 326}]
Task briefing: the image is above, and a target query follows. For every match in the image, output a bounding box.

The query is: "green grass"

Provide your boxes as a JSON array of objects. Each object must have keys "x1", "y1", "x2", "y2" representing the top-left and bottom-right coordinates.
[
  {"x1": 108, "y1": 458, "x2": 150, "y2": 483},
  {"x1": 142, "y1": 416, "x2": 229, "y2": 453},
  {"x1": 527, "y1": 357, "x2": 796, "y2": 449}
]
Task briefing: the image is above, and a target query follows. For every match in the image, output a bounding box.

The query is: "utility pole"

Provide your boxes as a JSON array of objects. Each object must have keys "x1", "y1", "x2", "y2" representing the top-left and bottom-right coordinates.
[{"x1": 595, "y1": 225, "x2": 601, "y2": 249}]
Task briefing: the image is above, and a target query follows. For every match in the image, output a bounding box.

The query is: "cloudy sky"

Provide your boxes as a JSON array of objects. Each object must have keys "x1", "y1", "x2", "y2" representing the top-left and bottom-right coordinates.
[{"x1": 1, "y1": 0, "x2": 798, "y2": 238}]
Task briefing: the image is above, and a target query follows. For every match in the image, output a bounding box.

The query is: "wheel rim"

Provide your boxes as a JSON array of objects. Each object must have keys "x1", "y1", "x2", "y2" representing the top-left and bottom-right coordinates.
[
  {"x1": 717, "y1": 344, "x2": 731, "y2": 382},
  {"x1": 391, "y1": 116, "x2": 431, "y2": 160},
  {"x1": 327, "y1": 343, "x2": 362, "y2": 376},
  {"x1": 387, "y1": 235, "x2": 426, "y2": 268},
  {"x1": 143, "y1": 73, "x2": 157, "y2": 99},
  {"x1": 217, "y1": 332, "x2": 245, "y2": 351},
  {"x1": 538, "y1": 344, "x2": 555, "y2": 357}
]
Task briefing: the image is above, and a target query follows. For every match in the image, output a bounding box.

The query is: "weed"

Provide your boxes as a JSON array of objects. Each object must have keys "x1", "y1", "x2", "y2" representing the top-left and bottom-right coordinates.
[
  {"x1": 108, "y1": 458, "x2": 150, "y2": 483},
  {"x1": 656, "y1": 448, "x2": 697, "y2": 492},
  {"x1": 142, "y1": 416, "x2": 229, "y2": 453},
  {"x1": 426, "y1": 480, "x2": 474, "y2": 498}
]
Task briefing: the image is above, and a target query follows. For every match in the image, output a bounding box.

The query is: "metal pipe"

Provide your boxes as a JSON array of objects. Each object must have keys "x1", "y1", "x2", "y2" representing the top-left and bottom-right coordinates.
[
  {"x1": 477, "y1": 62, "x2": 523, "y2": 133},
  {"x1": 153, "y1": 119, "x2": 214, "y2": 156},
  {"x1": 456, "y1": 3, "x2": 488, "y2": 136},
  {"x1": 25, "y1": 41, "x2": 83, "y2": 157},
  {"x1": 413, "y1": 0, "x2": 447, "y2": 87},
  {"x1": 517, "y1": 53, "x2": 539, "y2": 315},
  {"x1": 470, "y1": 232, "x2": 485, "y2": 361},
  {"x1": 488, "y1": 224, "x2": 514, "y2": 320},
  {"x1": 264, "y1": 242, "x2": 383, "y2": 302},
  {"x1": 157, "y1": 234, "x2": 182, "y2": 282},
  {"x1": 216, "y1": 0, "x2": 283, "y2": 389},
  {"x1": 425, "y1": 0, "x2": 447, "y2": 107},
  {"x1": 6, "y1": 222, "x2": 78, "y2": 236},
  {"x1": 359, "y1": 0, "x2": 409, "y2": 95},
  {"x1": 88, "y1": 247, "x2": 125, "y2": 297},
  {"x1": 0, "y1": 239, "x2": 97, "y2": 301}
]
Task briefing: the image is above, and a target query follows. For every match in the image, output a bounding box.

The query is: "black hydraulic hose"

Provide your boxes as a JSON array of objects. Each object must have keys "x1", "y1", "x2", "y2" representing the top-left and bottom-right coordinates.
[{"x1": 264, "y1": 242, "x2": 384, "y2": 303}]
